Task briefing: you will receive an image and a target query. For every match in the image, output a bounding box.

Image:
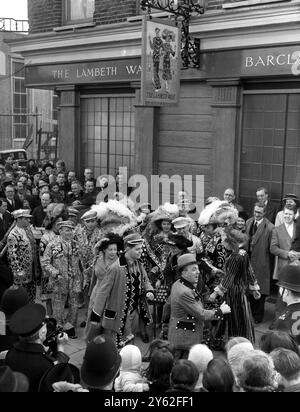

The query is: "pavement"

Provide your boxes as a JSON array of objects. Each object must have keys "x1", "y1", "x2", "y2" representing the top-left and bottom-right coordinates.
[{"x1": 66, "y1": 300, "x2": 276, "y2": 369}]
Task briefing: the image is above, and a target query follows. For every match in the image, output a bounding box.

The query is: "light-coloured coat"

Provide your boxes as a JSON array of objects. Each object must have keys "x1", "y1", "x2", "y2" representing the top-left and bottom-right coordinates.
[
  {"x1": 270, "y1": 223, "x2": 296, "y2": 280},
  {"x1": 168, "y1": 279, "x2": 217, "y2": 351},
  {"x1": 90, "y1": 254, "x2": 153, "y2": 335}
]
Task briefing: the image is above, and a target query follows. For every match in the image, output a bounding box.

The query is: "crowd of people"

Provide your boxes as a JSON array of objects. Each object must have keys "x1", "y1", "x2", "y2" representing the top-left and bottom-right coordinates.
[{"x1": 0, "y1": 156, "x2": 300, "y2": 393}]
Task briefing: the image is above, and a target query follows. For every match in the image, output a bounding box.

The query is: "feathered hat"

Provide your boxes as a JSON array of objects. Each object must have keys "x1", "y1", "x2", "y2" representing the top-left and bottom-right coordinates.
[
  {"x1": 91, "y1": 200, "x2": 138, "y2": 236},
  {"x1": 198, "y1": 200, "x2": 238, "y2": 227}
]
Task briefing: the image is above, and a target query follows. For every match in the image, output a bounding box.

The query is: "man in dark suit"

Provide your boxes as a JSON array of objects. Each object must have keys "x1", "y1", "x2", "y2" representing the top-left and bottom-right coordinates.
[
  {"x1": 4, "y1": 186, "x2": 18, "y2": 214},
  {"x1": 0, "y1": 199, "x2": 13, "y2": 243},
  {"x1": 31, "y1": 193, "x2": 51, "y2": 228},
  {"x1": 246, "y1": 203, "x2": 274, "y2": 324},
  {"x1": 256, "y1": 187, "x2": 280, "y2": 224}
]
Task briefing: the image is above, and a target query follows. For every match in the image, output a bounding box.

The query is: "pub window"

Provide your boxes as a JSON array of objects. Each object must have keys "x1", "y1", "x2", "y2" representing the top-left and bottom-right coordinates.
[
  {"x1": 65, "y1": 0, "x2": 95, "y2": 23},
  {"x1": 12, "y1": 60, "x2": 27, "y2": 141},
  {"x1": 52, "y1": 93, "x2": 59, "y2": 122}
]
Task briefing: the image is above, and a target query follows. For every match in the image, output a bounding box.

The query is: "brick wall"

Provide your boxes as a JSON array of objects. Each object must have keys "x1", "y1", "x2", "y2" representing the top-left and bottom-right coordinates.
[
  {"x1": 29, "y1": 0, "x2": 62, "y2": 33},
  {"x1": 28, "y1": 0, "x2": 138, "y2": 33},
  {"x1": 93, "y1": 0, "x2": 138, "y2": 25}
]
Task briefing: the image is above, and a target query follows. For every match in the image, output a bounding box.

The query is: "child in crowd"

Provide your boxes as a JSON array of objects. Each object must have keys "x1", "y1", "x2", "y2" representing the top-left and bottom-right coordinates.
[{"x1": 114, "y1": 345, "x2": 149, "y2": 392}]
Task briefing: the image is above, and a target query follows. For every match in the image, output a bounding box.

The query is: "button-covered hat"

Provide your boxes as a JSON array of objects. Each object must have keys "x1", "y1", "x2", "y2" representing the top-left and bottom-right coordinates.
[
  {"x1": 57, "y1": 220, "x2": 75, "y2": 230},
  {"x1": 81, "y1": 210, "x2": 98, "y2": 222},
  {"x1": 123, "y1": 232, "x2": 144, "y2": 248},
  {"x1": 177, "y1": 254, "x2": 197, "y2": 271},
  {"x1": 12, "y1": 209, "x2": 32, "y2": 219},
  {"x1": 172, "y1": 217, "x2": 190, "y2": 229},
  {"x1": 10, "y1": 304, "x2": 46, "y2": 337}
]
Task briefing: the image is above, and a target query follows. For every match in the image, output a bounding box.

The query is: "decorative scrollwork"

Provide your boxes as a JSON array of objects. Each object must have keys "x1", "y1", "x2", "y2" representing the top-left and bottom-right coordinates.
[{"x1": 140, "y1": 0, "x2": 204, "y2": 69}]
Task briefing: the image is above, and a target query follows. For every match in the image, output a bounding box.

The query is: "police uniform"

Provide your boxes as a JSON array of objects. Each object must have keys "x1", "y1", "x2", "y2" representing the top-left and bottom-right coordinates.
[
  {"x1": 5, "y1": 304, "x2": 57, "y2": 392},
  {"x1": 274, "y1": 303, "x2": 300, "y2": 345},
  {"x1": 274, "y1": 265, "x2": 300, "y2": 344}
]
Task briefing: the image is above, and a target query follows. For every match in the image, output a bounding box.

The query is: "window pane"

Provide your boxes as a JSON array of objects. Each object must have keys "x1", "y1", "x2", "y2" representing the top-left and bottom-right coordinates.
[{"x1": 66, "y1": 0, "x2": 95, "y2": 21}]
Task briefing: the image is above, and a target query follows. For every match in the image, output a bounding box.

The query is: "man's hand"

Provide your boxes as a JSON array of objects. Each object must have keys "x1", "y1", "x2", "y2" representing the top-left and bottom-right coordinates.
[
  {"x1": 288, "y1": 251, "x2": 299, "y2": 261},
  {"x1": 220, "y1": 302, "x2": 231, "y2": 315},
  {"x1": 146, "y1": 292, "x2": 155, "y2": 302},
  {"x1": 57, "y1": 332, "x2": 69, "y2": 346},
  {"x1": 253, "y1": 290, "x2": 262, "y2": 300},
  {"x1": 209, "y1": 292, "x2": 218, "y2": 302},
  {"x1": 155, "y1": 280, "x2": 161, "y2": 289},
  {"x1": 52, "y1": 382, "x2": 88, "y2": 392}
]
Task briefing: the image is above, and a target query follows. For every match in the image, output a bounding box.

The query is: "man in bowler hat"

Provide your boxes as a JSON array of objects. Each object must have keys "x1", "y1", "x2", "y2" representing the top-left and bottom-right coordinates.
[{"x1": 168, "y1": 254, "x2": 231, "y2": 360}]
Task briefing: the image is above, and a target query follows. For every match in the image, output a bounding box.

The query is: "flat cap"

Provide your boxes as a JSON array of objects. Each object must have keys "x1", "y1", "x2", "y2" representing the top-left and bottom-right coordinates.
[
  {"x1": 172, "y1": 217, "x2": 190, "y2": 229},
  {"x1": 81, "y1": 210, "x2": 98, "y2": 222}
]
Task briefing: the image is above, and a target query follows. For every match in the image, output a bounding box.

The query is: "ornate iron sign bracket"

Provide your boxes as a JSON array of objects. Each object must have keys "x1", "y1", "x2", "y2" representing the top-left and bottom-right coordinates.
[{"x1": 140, "y1": 0, "x2": 204, "y2": 69}]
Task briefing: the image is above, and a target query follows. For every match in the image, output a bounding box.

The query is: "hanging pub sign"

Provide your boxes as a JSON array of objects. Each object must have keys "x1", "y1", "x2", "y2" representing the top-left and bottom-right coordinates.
[{"x1": 141, "y1": 16, "x2": 181, "y2": 106}]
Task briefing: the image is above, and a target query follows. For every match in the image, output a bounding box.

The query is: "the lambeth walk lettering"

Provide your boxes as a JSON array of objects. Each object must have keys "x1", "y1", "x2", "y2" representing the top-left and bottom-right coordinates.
[
  {"x1": 126, "y1": 64, "x2": 142, "y2": 75},
  {"x1": 76, "y1": 66, "x2": 118, "y2": 78},
  {"x1": 146, "y1": 91, "x2": 176, "y2": 100}
]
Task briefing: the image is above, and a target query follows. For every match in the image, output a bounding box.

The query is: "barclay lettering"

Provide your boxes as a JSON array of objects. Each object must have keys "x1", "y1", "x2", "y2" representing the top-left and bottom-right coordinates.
[{"x1": 244, "y1": 52, "x2": 300, "y2": 69}]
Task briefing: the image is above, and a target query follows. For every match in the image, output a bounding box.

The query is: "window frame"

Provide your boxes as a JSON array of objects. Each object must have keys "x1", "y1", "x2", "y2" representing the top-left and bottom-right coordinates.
[
  {"x1": 63, "y1": 0, "x2": 95, "y2": 25},
  {"x1": 11, "y1": 59, "x2": 27, "y2": 142}
]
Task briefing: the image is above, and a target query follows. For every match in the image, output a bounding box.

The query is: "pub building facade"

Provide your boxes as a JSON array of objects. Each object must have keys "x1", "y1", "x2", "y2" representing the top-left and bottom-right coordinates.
[{"x1": 9, "y1": 0, "x2": 300, "y2": 212}]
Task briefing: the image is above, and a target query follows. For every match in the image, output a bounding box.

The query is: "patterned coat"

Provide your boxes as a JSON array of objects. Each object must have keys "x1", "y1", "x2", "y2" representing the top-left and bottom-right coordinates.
[
  {"x1": 7, "y1": 225, "x2": 36, "y2": 285},
  {"x1": 168, "y1": 278, "x2": 222, "y2": 350},
  {"x1": 76, "y1": 226, "x2": 103, "y2": 287},
  {"x1": 40, "y1": 237, "x2": 83, "y2": 295},
  {"x1": 91, "y1": 254, "x2": 153, "y2": 336}
]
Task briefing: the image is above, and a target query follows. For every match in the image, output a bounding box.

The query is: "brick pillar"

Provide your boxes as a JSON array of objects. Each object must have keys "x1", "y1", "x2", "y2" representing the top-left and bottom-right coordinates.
[{"x1": 56, "y1": 85, "x2": 81, "y2": 175}]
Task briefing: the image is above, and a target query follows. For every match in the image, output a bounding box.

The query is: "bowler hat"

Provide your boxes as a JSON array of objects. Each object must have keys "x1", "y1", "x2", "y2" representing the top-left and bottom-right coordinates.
[
  {"x1": 177, "y1": 254, "x2": 197, "y2": 271},
  {"x1": 0, "y1": 286, "x2": 29, "y2": 319},
  {"x1": 80, "y1": 335, "x2": 121, "y2": 388},
  {"x1": 277, "y1": 265, "x2": 300, "y2": 293},
  {"x1": 0, "y1": 366, "x2": 29, "y2": 393},
  {"x1": 38, "y1": 363, "x2": 80, "y2": 393},
  {"x1": 10, "y1": 304, "x2": 46, "y2": 337}
]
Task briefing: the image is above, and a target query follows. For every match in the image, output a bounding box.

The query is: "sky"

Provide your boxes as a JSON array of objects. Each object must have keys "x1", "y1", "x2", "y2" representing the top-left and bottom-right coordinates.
[{"x1": 0, "y1": 0, "x2": 28, "y2": 20}]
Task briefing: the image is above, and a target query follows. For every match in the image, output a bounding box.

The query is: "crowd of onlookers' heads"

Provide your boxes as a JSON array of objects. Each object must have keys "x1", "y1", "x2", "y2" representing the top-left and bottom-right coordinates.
[{"x1": 2, "y1": 330, "x2": 300, "y2": 392}]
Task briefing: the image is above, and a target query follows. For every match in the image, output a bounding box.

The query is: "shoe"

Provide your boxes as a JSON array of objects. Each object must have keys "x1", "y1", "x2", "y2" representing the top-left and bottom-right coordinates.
[
  {"x1": 140, "y1": 333, "x2": 149, "y2": 343},
  {"x1": 80, "y1": 321, "x2": 86, "y2": 328},
  {"x1": 268, "y1": 321, "x2": 276, "y2": 330},
  {"x1": 65, "y1": 327, "x2": 77, "y2": 339},
  {"x1": 254, "y1": 320, "x2": 261, "y2": 325}
]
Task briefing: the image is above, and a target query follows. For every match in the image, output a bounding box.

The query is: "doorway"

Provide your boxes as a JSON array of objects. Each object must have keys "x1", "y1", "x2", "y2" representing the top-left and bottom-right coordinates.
[
  {"x1": 80, "y1": 95, "x2": 135, "y2": 178},
  {"x1": 239, "y1": 91, "x2": 300, "y2": 213}
]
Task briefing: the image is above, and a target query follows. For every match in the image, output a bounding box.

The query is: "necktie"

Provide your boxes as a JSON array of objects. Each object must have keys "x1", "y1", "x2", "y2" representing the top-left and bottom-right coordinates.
[{"x1": 253, "y1": 221, "x2": 258, "y2": 235}]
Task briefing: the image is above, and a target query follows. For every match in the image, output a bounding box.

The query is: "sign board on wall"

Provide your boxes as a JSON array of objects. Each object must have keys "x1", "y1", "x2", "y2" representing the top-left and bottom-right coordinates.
[
  {"x1": 25, "y1": 58, "x2": 142, "y2": 87},
  {"x1": 141, "y1": 17, "x2": 181, "y2": 106}
]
